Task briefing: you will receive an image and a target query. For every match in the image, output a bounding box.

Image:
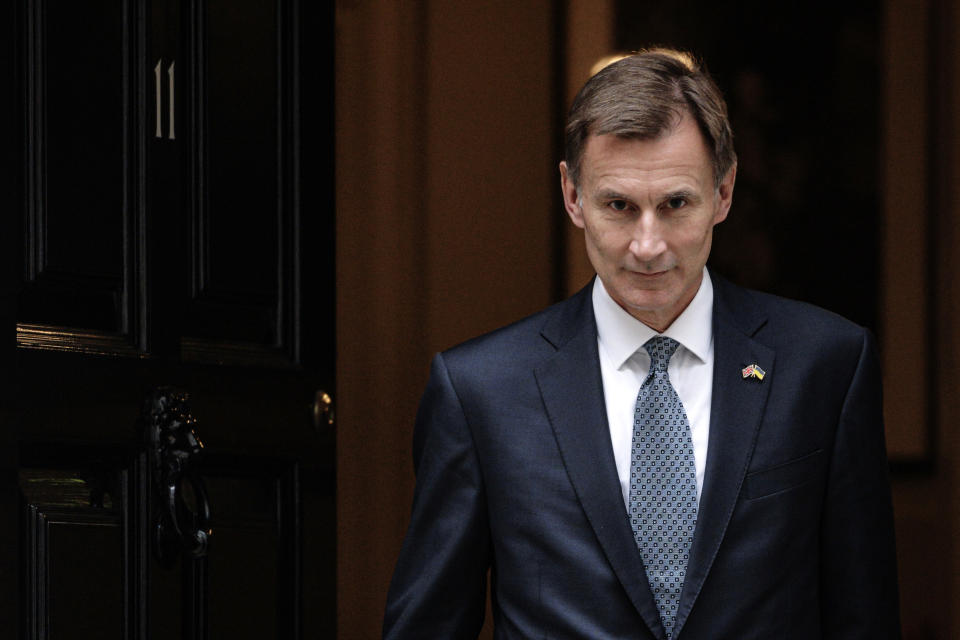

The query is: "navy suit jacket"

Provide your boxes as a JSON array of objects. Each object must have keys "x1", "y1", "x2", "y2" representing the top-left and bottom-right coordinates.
[{"x1": 384, "y1": 272, "x2": 900, "y2": 639}]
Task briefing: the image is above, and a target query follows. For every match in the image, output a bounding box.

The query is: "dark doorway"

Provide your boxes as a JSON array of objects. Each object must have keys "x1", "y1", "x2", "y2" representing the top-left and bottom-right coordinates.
[{"x1": 615, "y1": 1, "x2": 881, "y2": 331}]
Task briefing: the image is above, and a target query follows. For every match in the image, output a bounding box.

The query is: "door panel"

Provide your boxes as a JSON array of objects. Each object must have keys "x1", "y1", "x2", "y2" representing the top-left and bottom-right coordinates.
[
  {"x1": 20, "y1": 446, "x2": 130, "y2": 639},
  {"x1": 202, "y1": 0, "x2": 280, "y2": 298},
  {"x1": 21, "y1": 0, "x2": 138, "y2": 338},
  {"x1": 34, "y1": 512, "x2": 125, "y2": 639},
  {"x1": 203, "y1": 463, "x2": 293, "y2": 637},
  {"x1": 183, "y1": 0, "x2": 295, "y2": 355}
]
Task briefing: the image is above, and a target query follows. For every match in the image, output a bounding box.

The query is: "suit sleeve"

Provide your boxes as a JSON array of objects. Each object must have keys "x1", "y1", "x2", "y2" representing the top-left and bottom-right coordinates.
[
  {"x1": 383, "y1": 353, "x2": 491, "y2": 639},
  {"x1": 820, "y1": 330, "x2": 901, "y2": 638}
]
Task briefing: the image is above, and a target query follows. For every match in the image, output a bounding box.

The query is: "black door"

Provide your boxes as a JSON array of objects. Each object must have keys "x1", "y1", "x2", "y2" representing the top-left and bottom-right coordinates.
[{"x1": 5, "y1": 1, "x2": 334, "y2": 637}]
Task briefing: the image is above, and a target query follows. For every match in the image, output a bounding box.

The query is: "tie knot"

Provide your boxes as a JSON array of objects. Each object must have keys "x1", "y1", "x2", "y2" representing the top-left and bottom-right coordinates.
[{"x1": 643, "y1": 336, "x2": 680, "y2": 372}]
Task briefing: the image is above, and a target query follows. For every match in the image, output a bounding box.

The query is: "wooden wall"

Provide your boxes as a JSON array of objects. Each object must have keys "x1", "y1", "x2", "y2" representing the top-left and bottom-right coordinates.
[
  {"x1": 336, "y1": 2, "x2": 556, "y2": 637},
  {"x1": 885, "y1": 0, "x2": 960, "y2": 636}
]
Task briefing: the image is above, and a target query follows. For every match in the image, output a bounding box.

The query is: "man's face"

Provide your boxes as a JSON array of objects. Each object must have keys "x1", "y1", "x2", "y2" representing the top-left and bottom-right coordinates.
[{"x1": 560, "y1": 113, "x2": 735, "y2": 332}]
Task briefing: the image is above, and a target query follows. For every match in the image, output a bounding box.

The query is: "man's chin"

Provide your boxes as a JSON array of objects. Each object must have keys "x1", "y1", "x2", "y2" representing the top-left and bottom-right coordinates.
[
  {"x1": 619, "y1": 281, "x2": 676, "y2": 305},
  {"x1": 612, "y1": 290, "x2": 676, "y2": 315},
  {"x1": 623, "y1": 296, "x2": 673, "y2": 314}
]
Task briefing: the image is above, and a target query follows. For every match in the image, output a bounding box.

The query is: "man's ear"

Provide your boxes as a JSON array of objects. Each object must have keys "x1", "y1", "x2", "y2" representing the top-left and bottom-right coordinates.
[
  {"x1": 559, "y1": 161, "x2": 585, "y2": 229},
  {"x1": 713, "y1": 162, "x2": 737, "y2": 225}
]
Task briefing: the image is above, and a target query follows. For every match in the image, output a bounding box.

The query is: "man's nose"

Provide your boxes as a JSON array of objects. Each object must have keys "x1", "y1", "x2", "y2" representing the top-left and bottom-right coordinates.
[{"x1": 627, "y1": 212, "x2": 666, "y2": 262}]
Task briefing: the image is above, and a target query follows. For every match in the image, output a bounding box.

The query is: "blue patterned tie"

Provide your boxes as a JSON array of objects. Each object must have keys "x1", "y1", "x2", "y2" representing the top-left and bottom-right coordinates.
[{"x1": 629, "y1": 336, "x2": 698, "y2": 639}]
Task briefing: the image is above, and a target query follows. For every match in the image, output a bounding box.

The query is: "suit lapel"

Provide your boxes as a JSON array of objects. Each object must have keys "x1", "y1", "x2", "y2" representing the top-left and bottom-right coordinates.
[
  {"x1": 673, "y1": 275, "x2": 775, "y2": 637},
  {"x1": 534, "y1": 284, "x2": 666, "y2": 640}
]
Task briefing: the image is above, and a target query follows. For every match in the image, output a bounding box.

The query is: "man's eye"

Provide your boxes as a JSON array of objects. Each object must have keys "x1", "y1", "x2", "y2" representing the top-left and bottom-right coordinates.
[
  {"x1": 609, "y1": 200, "x2": 628, "y2": 211},
  {"x1": 666, "y1": 197, "x2": 687, "y2": 209}
]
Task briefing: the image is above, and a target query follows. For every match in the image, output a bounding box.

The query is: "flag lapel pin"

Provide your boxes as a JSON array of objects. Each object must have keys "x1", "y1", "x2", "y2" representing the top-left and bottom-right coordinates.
[{"x1": 741, "y1": 364, "x2": 766, "y2": 381}]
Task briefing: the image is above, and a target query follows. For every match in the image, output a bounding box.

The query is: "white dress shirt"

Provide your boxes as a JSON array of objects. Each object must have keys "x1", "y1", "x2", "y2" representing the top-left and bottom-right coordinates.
[{"x1": 592, "y1": 268, "x2": 714, "y2": 508}]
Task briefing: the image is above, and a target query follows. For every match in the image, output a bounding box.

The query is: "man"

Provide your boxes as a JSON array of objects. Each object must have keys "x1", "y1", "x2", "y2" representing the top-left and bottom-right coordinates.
[{"x1": 384, "y1": 49, "x2": 900, "y2": 639}]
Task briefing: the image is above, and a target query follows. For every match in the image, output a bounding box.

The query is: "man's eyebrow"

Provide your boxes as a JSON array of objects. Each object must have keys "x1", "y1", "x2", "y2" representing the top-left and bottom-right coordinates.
[
  {"x1": 594, "y1": 189, "x2": 631, "y2": 201},
  {"x1": 592, "y1": 188, "x2": 702, "y2": 202},
  {"x1": 663, "y1": 188, "x2": 699, "y2": 201}
]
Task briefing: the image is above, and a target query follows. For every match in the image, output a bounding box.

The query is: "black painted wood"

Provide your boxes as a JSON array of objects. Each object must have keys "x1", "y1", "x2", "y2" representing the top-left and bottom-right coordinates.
[
  {"x1": 7, "y1": 1, "x2": 335, "y2": 638},
  {"x1": 180, "y1": 0, "x2": 299, "y2": 363},
  {"x1": 20, "y1": 0, "x2": 137, "y2": 340}
]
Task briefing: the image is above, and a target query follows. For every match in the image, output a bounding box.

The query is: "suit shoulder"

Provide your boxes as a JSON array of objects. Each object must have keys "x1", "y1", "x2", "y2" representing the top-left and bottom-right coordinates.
[
  {"x1": 713, "y1": 273, "x2": 869, "y2": 348},
  {"x1": 759, "y1": 290, "x2": 863, "y2": 334},
  {"x1": 442, "y1": 300, "x2": 564, "y2": 365},
  {"x1": 438, "y1": 285, "x2": 593, "y2": 376}
]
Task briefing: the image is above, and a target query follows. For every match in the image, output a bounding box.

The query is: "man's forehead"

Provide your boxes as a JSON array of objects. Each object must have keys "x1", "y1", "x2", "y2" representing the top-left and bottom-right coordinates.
[
  {"x1": 580, "y1": 118, "x2": 714, "y2": 184},
  {"x1": 583, "y1": 131, "x2": 710, "y2": 174}
]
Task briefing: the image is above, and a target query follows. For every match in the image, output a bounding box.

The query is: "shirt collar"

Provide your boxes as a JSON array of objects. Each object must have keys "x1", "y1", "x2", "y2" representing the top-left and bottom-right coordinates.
[{"x1": 592, "y1": 267, "x2": 714, "y2": 369}]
